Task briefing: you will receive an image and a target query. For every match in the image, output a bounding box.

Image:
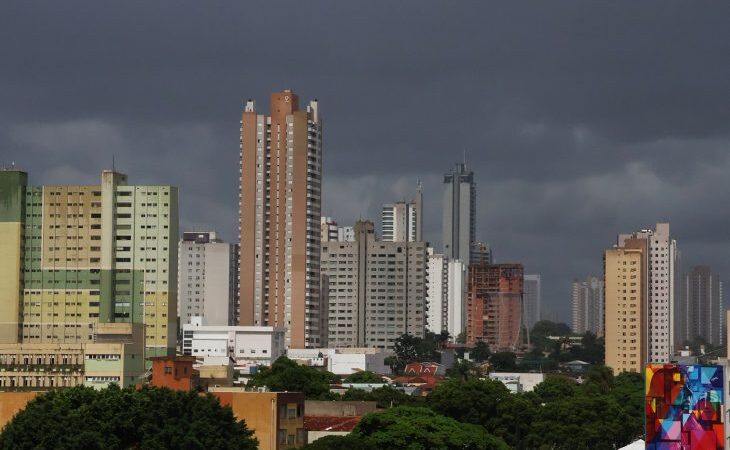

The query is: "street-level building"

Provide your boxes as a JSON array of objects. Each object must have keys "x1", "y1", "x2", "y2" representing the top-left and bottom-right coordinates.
[
  {"x1": 0, "y1": 323, "x2": 144, "y2": 391},
  {"x1": 181, "y1": 319, "x2": 285, "y2": 374},
  {"x1": 211, "y1": 389, "x2": 306, "y2": 450}
]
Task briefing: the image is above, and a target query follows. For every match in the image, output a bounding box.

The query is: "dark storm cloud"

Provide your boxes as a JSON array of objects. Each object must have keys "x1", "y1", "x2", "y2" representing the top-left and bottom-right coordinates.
[{"x1": 2, "y1": 1, "x2": 729, "y2": 321}]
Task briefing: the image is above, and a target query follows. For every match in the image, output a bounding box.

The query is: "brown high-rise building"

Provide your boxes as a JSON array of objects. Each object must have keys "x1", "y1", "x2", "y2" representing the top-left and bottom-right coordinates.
[
  {"x1": 238, "y1": 90, "x2": 324, "y2": 348},
  {"x1": 466, "y1": 264, "x2": 523, "y2": 351}
]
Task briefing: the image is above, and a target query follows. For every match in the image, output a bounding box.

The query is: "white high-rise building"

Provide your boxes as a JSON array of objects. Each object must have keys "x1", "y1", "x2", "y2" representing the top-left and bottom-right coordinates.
[
  {"x1": 321, "y1": 217, "x2": 339, "y2": 243},
  {"x1": 523, "y1": 275, "x2": 541, "y2": 330},
  {"x1": 381, "y1": 184, "x2": 422, "y2": 242},
  {"x1": 617, "y1": 223, "x2": 677, "y2": 363},
  {"x1": 426, "y1": 250, "x2": 448, "y2": 333},
  {"x1": 337, "y1": 226, "x2": 355, "y2": 242},
  {"x1": 572, "y1": 276, "x2": 604, "y2": 335},
  {"x1": 447, "y1": 259, "x2": 467, "y2": 339},
  {"x1": 178, "y1": 232, "x2": 237, "y2": 330}
]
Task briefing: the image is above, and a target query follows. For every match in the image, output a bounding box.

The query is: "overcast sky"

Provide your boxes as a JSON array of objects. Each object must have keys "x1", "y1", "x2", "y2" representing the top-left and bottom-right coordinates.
[{"x1": 2, "y1": 1, "x2": 729, "y2": 323}]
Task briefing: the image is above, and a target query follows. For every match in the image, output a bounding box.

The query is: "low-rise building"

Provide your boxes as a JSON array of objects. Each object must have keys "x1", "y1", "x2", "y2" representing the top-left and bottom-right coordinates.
[
  {"x1": 210, "y1": 388, "x2": 306, "y2": 450},
  {"x1": 150, "y1": 356, "x2": 197, "y2": 391},
  {"x1": 488, "y1": 372, "x2": 546, "y2": 393},
  {"x1": 181, "y1": 319, "x2": 285, "y2": 374},
  {"x1": 0, "y1": 323, "x2": 144, "y2": 391},
  {"x1": 286, "y1": 348, "x2": 390, "y2": 376}
]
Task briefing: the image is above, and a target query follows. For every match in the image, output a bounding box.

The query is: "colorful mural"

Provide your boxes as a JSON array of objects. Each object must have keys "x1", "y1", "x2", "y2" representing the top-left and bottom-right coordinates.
[{"x1": 646, "y1": 364, "x2": 724, "y2": 450}]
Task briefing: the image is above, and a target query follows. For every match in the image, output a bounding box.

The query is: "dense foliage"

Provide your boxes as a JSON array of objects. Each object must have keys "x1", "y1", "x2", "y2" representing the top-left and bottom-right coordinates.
[
  {"x1": 427, "y1": 366, "x2": 643, "y2": 449},
  {"x1": 339, "y1": 385, "x2": 422, "y2": 408},
  {"x1": 344, "y1": 371, "x2": 384, "y2": 383},
  {"x1": 247, "y1": 356, "x2": 338, "y2": 399},
  {"x1": 0, "y1": 385, "x2": 257, "y2": 450},
  {"x1": 304, "y1": 407, "x2": 509, "y2": 450}
]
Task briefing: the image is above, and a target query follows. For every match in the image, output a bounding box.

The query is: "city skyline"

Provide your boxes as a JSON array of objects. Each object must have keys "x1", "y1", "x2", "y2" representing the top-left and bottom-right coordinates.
[{"x1": 2, "y1": 2, "x2": 730, "y2": 323}]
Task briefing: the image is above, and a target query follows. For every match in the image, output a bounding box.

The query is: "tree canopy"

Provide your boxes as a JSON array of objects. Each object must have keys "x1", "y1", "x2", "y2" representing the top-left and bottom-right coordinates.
[
  {"x1": 355, "y1": 406, "x2": 509, "y2": 450},
  {"x1": 247, "y1": 356, "x2": 337, "y2": 399},
  {"x1": 427, "y1": 366, "x2": 643, "y2": 449},
  {"x1": 344, "y1": 371, "x2": 384, "y2": 384},
  {"x1": 470, "y1": 341, "x2": 491, "y2": 363},
  {"x1": 0, "y1": 385, "x2": 257, "y2": 450}
]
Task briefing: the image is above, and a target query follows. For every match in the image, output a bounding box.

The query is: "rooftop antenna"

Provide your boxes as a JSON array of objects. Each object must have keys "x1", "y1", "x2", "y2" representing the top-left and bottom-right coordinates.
[
  {"x1": 463, "y1": 149, "x2": 466, "y2": 166},
  {"x1": 112, "y1": 155, "x2": 115, "y2": 172}
]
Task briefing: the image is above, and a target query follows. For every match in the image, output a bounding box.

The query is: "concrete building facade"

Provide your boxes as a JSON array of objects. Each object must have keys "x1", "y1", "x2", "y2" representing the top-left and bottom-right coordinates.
[
  {"x1": 320, "y1": 217, "x2": 339, "y2": 243},
  {"x1": 572, "y1": 276, "x2": 604, "y2": 335},
  {"x1": 337, "y1": 226, "x2": 354, "y2": 242},
  {"x1": 426, "y1": 250, "x2": 448, "y2": 333},
  {"x1": 523, "y1": 274, "x2": 541, "y2": 330},
  {"x1": 381, "y1": 184, "x2": 422, "y2": 242},
  {"x1": 0, "y1": 323, "x2": 144, "y2": 391},
  {"x1": 604, "y1": 241, "x2": 646, "y2": 374},
  {"x1": 238, "y1": 90, "x2": 324, "y2": 349},
  {"x1": 0, "y1": 169, "x2": 178, "y2": 359},
  {"x1": 178, "y1": 231, "x2": 237, "y2": 329},
  {"x1": 617, "y1": 223, "x2": 677, "y2": 363},
  {"x1": 181, "y1": 319, "x2": 286, "y2": 374},
  {"x1": 320, "y1": 220, "x2": 427, "y2": 349},
  {"x1": 446, "y1": 259, "x2": 467, "y2": 339},
  {"x1": 211, "y1": 389, "x2": 306, "y2": 450},
  {"x1": 442, "y1": 163, "x2": 475, "y2": 264},
  {"x1": 466, "y1": 264, "x2": 524, "y2": 351},
  {"x1": 677, "y1": 266, "x2": 724, "y2": 347}
]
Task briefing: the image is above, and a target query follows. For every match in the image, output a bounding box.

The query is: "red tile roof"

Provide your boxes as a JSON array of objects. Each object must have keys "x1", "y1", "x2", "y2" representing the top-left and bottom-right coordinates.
[{"x1": 304, "y1": 416, "x2": 362, "y2": 432}]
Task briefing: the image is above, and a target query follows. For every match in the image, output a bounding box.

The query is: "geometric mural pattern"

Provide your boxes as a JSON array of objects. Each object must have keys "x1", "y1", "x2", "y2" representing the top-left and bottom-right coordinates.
[{"x1": 646, "y1": 364, "x2": 724, "y2": 450}]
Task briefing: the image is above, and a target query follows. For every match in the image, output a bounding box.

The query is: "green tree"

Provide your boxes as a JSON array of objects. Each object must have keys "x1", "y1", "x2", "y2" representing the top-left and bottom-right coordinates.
[
  {"x1": 355, "y1": 406, "x2": 509, "y2": 450},
  {"x1": 610, "y1": 371, "x2": 644, "y2": 440},
  {"x1": 532, "y1": 377, "x2": 576, "y2": 403},
  {"x1": 428, "y1": 378, "x2": 537, "y2": 448},
  {"x1": 525, "y1": 391, "x2": 634, "y2": 449},
  {"x1": 583, "y1": 365, "x2": 614, "y2": 394},
  {"x1": 444, "y1": 359, "x2": 481, "y2": 381},
  {"x1": 345, "y1": 371, "x2": 384, "y2": 383},
  {"x1": 0, "y1": 385, "x2": 257, "y2": 450},
  {"x1": 470, "y1": 341, "x2": 491, "y2": 363},
  {"x1": 341, "y1": 385, "x2": 422, "y2": 408},
  {"x1": 247, "y1": 356, "x2": 337, "y2": 399},
  {"x1": 489, "y1": 352, "x2": 517, "y2": 371},
  {"x1": 428, "y1": 379, "x2": 511, "y2": 430},
  {"x1": 302, "y1": 435, "x2": 377, "y2": 450}
]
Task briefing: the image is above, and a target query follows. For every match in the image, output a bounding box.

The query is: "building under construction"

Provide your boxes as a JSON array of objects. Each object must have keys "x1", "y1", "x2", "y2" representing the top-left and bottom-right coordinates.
[{"x1": 466, "y1": 263, "x2": 524, "y2": 351}]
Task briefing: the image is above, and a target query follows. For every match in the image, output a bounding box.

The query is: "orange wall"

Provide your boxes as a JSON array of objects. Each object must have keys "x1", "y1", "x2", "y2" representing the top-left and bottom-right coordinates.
[
  {"x1": 0, "y1": 392, "x2": 39, "y2": 430},
  {"x1": 150, "y1": 359, "x2": 194, "y2": 391},
  {"x1": 213, "y1": 392, "x2": 305, "y2": 450}
]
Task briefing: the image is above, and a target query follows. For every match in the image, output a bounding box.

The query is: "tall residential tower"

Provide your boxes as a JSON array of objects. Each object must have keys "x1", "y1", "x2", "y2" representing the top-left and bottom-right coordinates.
[
  {"x1": 238, "y1": 90, "x2": 324, "y2": 348},
  {"x1": 572, "y1": 276, "x2": 604, "y2": 335},
  {"x1": 442, "y1": 163, "x2": 475, "y2": 264}
]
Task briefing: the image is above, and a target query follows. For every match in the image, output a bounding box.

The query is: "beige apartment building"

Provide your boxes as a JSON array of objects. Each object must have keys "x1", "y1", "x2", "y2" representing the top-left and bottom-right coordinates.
[
  {"x1": 321, "y1": 220, "x2": 427, "y2": 349},
  {"x1": 604, "y1": 240, "x2": 646, "y2": 374},
  {"x1": 238, "y1": 90, "x2": 324, "y2": 348},
  {"x1": 0, "y1": 323, "x2": 144, "y2": 390}
]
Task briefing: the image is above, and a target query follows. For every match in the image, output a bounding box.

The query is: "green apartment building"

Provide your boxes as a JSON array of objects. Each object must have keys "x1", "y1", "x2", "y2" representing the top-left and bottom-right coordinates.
[{"x1": 0, "y1": 169, "x2": 178, "y2": 360}]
